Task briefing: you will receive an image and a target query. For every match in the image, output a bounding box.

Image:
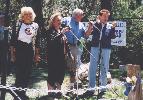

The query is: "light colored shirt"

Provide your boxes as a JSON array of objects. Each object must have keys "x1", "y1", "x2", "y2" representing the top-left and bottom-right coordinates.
[
  {"x1": 62, "y1": 17, "x2": 85, "y2": 44},
  {"x1": 18, "y1": 22, "x2": 38, "y2": 44}
]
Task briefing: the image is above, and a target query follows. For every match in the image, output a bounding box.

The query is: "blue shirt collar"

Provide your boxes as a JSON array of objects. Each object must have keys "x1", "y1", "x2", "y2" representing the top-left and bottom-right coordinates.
[{"x1": 71, "y1": 17, "x2": 79, "y2": 25}]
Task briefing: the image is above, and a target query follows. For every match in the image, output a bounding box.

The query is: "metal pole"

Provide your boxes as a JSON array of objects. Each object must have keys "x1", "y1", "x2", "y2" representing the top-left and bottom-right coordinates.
[
  {"x1": 96, "y1": 24, "x2": 103, "y2": 100},
  {"x1": 97, "y1": 41, "x2": 102, "y2": 100},
  {"x1": 75, "y1": 64, "x2": 79, "y2": 100}
]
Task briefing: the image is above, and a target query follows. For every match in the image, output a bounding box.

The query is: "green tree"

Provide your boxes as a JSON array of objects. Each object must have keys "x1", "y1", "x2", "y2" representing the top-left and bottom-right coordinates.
[{"x1": 111, "y1": 0, "x2": 143, "y2": 65}]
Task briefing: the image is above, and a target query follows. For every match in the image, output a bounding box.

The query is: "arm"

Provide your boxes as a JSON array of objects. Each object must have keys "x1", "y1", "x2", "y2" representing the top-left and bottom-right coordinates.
[
  {"x1": 10, "y1": 21, "x2": 22, "y2": 47},
  {"x1": 10, "y1": 46, "x2": 16, "y2": 63},
  {"x1": 85, "y1": 21, "x2": 94, "y2": 36},
  {"x1": 34, "y1": 47, "x2": 40, "y2": 64},
  {"x1": 110, "y1": 21, "x2": 117, "y2": 39},
  {"x1": 110, "y1": 27, "x2": 116, "y2": 39},
  {"x1": 34, "y1": 26, "x2": 42, "y2": 64}
]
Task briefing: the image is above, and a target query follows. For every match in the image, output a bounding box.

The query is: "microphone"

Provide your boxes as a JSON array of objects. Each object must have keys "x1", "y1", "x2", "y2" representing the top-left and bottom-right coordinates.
[
  {"x1": 60, "y1": 23, "x2": 71, "y2": 34},
  {"x1": 61, "y1": 23, "x2": 67, "y2": 28},
  {"x1": 61, "y1": 23, "x2": 71, "y2": 30}
]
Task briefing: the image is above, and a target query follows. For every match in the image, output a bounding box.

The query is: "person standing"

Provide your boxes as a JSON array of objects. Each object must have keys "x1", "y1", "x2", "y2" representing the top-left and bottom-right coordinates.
[
  {"x1": 10, "y1": 7, "x2": 39, "y2": 100},
  {"x1": 0, "y1": 14, "x2": 9, "y2": 99},
  {"x1": 87, "y1": 9, "x2": 116, "y2": 96},
  {"x1": 62, "y1": 8, "x2": 93, "y2": 88},
  {"x1": 35, "y1": 12, "x2": 72, "y2": 98}
]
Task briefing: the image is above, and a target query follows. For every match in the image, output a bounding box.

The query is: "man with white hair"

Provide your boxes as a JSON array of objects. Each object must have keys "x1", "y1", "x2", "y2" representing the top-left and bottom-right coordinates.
[{"x1": 62, "y1": 8, "x2": 93, "y2": 89}]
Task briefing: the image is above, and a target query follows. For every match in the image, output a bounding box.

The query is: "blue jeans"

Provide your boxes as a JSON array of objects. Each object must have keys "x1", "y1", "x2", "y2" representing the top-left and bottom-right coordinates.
[{"x1": 88, "y1": 47, "x2": 111, "y2": 90}]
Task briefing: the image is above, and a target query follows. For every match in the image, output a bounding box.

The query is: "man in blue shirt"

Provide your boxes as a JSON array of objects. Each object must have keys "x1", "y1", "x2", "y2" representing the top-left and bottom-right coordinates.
[{"x1": 62, "y1": 8, "x2": 92, "y2": 88}]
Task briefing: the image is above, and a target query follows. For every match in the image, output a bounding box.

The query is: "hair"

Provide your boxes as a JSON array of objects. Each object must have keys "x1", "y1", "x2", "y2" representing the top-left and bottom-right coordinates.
[
  {"x1": 72, "y1": 8, "x2": 84, "y2": 17},
  {"x1": 48, "y1": 12, "x2": 61, "y2": 28},
  {"x1": 19, "y1": 7, "x2": 36, "y2": 21},
  {"x1": 99, "y1": 9, "x2": 110, "y2": 16}
]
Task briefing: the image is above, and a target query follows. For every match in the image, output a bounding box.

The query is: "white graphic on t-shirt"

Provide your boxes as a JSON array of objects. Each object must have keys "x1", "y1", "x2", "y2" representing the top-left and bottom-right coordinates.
[
  {"x1": 25, "y1": 28, "x2": 33, "y2": 35},
  {"x1": 18, "y1": 23, "x2": 39, "y2": 43}
]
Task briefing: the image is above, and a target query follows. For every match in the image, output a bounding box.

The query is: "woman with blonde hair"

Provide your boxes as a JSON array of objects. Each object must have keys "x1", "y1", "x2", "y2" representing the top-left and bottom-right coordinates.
[
  {"x1": 10, "y1": 7, "x2": 39, "y2": 100},
  {"x1": 35, "y1": 12, "x2": 72, "y2": 98}
]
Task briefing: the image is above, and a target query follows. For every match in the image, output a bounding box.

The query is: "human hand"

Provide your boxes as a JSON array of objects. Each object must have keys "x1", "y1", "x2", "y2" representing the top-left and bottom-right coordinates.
[
  {"x1": 88, "y1": 21, "x2": 94, "y2": 31},
  {"x1": 96, "y1": 15, "x2": 100, "y2": 23},
  {"x1": 89, "y1": 21, "x2": 94, "y2": 26},
  {"x1": 61, "y1": 26, "x2": 70, "y2": 34},
  {"x1": 34, "y1": 54, "x2": 41, "y2": 65},
  {"x1": 11, "y1": 53, "x2": 16, "y2": 63},
  {"x1": 10, "y1": 46, "x2": 16, "y2": 63},
  {"x1": 112, "y1": 21, "x2": 117, "y2": 28}
]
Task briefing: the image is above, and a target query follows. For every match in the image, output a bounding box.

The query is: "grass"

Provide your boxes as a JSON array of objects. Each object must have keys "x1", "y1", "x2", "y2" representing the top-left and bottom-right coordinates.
[{"x1": 2, "y1": 67, "x2": 142, "y2": 100}]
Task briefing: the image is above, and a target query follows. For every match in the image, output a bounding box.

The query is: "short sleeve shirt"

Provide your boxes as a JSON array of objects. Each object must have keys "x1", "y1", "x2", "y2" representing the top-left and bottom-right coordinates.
[{"x1": 18, "y1": 22, "x2": 39, "y2": 44}]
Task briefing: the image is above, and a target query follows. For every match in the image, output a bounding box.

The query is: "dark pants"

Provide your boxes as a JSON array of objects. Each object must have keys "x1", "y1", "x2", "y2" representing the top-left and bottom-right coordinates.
[
  {"x1": 15, "y1": 41, "x2": 34, "y2": 99},
  {"x1": 0, "y1": 41, "x2": 8, "y2": 99},
  {"x1": 47, "y1": 62, "x2": 66, "y2": 87},
  {"x1": 0, "y1": 41, "x2": 8, "y2": 75}
]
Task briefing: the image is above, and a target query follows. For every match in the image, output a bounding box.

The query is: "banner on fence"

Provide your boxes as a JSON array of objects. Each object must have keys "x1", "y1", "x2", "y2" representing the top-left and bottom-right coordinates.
[{"x1": 82, "y1": 21, "x2": 126, "y2": 46}]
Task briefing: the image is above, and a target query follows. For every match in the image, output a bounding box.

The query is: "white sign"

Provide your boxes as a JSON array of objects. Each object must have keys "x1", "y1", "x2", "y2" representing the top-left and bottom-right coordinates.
[
  {"x1": 111, "y1": 21, "x2": 126, "y2": 46},
  {"x1": 82, "y1": 21, "x2": 126, "y2": 46}
]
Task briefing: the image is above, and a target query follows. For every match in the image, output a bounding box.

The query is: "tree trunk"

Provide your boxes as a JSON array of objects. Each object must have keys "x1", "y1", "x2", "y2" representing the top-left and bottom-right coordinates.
[{"x1": 31, "y1": 0, "x2": 44, "y2": 30}]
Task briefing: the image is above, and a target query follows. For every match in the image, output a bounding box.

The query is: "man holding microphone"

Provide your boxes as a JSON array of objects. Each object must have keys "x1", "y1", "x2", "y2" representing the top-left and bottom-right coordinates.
[
  {"x1": 86, "y1": 9, "x2": 116, "y2": 97},
  {"x1": 62, "y1": 8, "x2": 93, "y2": 89}
]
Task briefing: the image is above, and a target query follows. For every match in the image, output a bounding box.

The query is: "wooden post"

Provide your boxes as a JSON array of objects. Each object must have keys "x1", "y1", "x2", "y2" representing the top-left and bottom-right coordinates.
[{"x1": 126, "y1": 64, "x2": 142, "y2": 100}]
